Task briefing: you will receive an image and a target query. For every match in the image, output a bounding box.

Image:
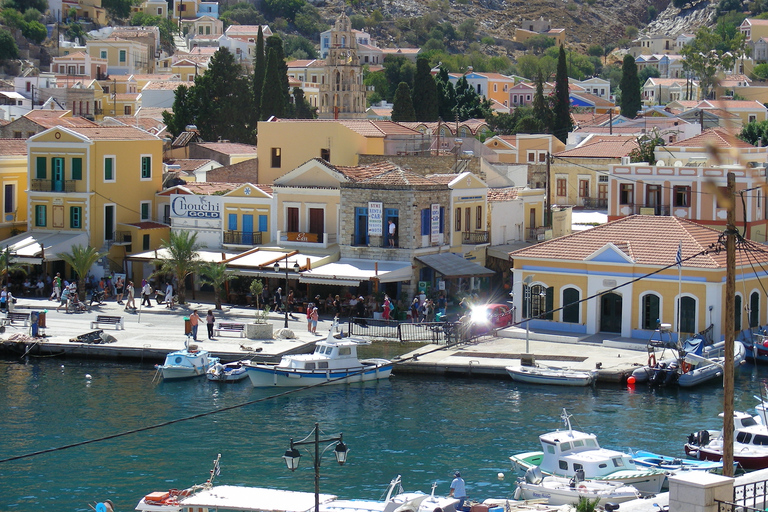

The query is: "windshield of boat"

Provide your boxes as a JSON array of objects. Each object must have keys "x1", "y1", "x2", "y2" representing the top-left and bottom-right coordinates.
[
  {"x1": 612, "y1": 457, "x2": 625, "y2": 468},
  {"x1": 742, "y1": 417, "x2": 758, "y2": 427}
]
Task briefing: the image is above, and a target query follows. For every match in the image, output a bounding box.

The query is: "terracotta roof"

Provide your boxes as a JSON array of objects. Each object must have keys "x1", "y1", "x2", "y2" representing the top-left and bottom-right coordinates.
[
  {"x1": 225, "y1": 25, "x2": 270, "y2": 35},
  {"x1": 65, "y1": 125, "x2": 160, "y2": 140},
  {"x1": 268, "y1": 119, "x2": 420, "y2": 137},
  {"x1": 52, "y1": 51, "x2": 88, "y2": 59},
  {"x1": 166, "y1": 159, "x2": 216, "y2": 172},
  {"x1": 23, "y1": 110, "x2": 99, "y2": 129},
  {"x1": 746, "y1": 18, "x2": 768, "y2": 25},
  {"x1": 142, "y1": 80, "x2": 186, "y2": 91},
  {"x1": 205, "y1": 159, "x2": 260, "y2": 184},
  {"x1": 0, "y1": 138, "x2": 28, "y2": 156},
  {"x1": 487, "y1": 187, "x2": 520, "y2": 201},
  {"x1": 333, "y1": 161, "x2": 401, "y2": 181},
  {"x1": 670, "y1": 128, "x2": 754, "y2": 149},
  {"x1": 179, "y1": 182, "x2": 241, "y2": 194},
  {"x1": 381, "y1": 48, "x2": 421, "y2": 54},
  {"x1": 572, "y1": 112, "x2": 612, "y2": 127},
  {"x1": 509, "y1": 215, "x2": 756, "y2": 268},
  {"x1": 195, "y1": 142, "x2": 258, "y2": 155},
  {"x1": 287, "y1": 59, "x2": 317, "y2": 67},
  {"x1": 555, "y1": 137, "x2": 638, "y2": 158},
  {"x1": 425, "y1": 173, "x2": 460, "y2": 184},
  {"x1": 355, "y1": 166, "x2": 443, "y2": 187},
  {"x1": 697, "y1": 99, "x2": 766, "y2": 110}
]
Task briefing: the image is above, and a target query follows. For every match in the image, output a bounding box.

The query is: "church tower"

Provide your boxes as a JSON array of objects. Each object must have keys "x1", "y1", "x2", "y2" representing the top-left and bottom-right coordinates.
[{"x1": 318, "y1": 14, "x2": 367, "y2": 119}]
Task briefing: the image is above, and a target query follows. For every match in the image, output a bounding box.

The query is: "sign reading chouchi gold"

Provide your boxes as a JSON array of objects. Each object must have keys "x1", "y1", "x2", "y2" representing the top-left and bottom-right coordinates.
[{"x1": 170, "y1": 194, "x2": 222, "y2": 219}]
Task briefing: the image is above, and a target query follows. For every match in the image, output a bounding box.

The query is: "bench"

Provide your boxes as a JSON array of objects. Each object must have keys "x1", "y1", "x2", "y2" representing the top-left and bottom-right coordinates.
[
  {"x1": 7, "y1": 312, "x2": 30, "y2": 326},
  {"x1": 214, "y1": 322, "x2": 246, "y2": 338},
  {"x1": 90, "y1": 315, "x2": 124, "y2": 330}
]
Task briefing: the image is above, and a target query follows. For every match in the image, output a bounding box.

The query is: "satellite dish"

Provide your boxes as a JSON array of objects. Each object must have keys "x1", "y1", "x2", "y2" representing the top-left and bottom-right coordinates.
[
  {"x1": 674, "y1": 160, "x2": 683, "y2": 167},
  {"x1": 656, "y1": 160, "x2": 665, "y2": 166}
]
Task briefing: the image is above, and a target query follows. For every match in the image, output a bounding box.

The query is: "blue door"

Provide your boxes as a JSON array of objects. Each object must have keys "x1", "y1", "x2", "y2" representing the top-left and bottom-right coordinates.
[
  {"x1": 243, "y1": 214, "x2": 253, "y2": 245},
  {"x1": 52, "y1": 157, "x2": 64, "y2": 192},
  {"x1": 354, "y1": 207, "x2": 368, "y2": 246}
]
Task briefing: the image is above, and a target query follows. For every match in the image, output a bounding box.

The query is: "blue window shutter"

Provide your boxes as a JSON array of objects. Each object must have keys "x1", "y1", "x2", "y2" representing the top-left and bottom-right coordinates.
[
  {"x1": 258, "y1": 215, "x2": 267, "y2": 231},
  {"x1": 421, "y1": 209, "x2": 429, "y2": 236},
  {"x1": 440, "y1": 207, "x2": 445, "y2": 233},
  {"x1": 228, "y1": 214, "x2": 237, "y2": 231}
]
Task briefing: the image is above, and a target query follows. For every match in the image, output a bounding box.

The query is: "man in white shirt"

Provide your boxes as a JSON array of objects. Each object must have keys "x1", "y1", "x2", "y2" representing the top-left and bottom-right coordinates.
[
  {"x1": 449, "y1": 472, "x2": 466, "y2": 510},
  {"x1": 388, "y1": 220, "x2": 396, "y2": 247}
]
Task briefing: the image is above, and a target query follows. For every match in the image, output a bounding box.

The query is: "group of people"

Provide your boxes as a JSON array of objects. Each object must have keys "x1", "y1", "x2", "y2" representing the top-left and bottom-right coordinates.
[{"x1": 187, "y1": 309, "x2": 217, "y2": 341}]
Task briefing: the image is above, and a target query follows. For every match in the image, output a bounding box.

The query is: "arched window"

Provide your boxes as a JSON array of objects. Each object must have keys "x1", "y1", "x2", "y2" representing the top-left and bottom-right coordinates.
[
  {"x1": 679, "y1": 296, "x2": 696, "y2": 334},
  {"x1": 642, "y1": 294, "x2": 660, "y2": 330},
  {"x1": 562, "y1": 288, "x2": 579, "y2": 323},
  {"x1": 735, "y1": 295, "x2": 742, "y2": 332},
  {"x1": 529, "y1": 284, "x2": 553, "y2": 320},
  {"x1": 751, "y1": 291, "x2": 760, "y2": 328}
]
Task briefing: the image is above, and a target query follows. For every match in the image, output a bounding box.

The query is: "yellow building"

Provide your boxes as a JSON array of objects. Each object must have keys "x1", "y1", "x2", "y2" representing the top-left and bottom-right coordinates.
[
  {"x1": 86, "y1": 38, "x2": 151, "y2": 76},
  {"x1": 510, "y1": 215, "x2": 768, "y2": 342},
  {"x1": 0, "y1": 139, "x2": 29, "y2": 239},
  {"x1": 18, "y1": 125, "x2": 166, "y2": 275}
]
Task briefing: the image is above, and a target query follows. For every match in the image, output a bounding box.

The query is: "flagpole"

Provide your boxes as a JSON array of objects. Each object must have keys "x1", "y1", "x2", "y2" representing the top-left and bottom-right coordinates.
[{"x1": 676, "y1": 240, "x2": 682, "y2": 347}]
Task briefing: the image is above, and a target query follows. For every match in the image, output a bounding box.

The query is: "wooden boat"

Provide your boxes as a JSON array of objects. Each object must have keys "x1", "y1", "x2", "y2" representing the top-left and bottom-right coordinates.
[
  {"x1": 684, "y1": 410, "x2": 768, "y2": 470},
  {"x1": 246, "y1": 324, "x2": 392, "y2": 387},
  {"x1": 505, "y1": 364, "x2": 597, "y2": 387},
  {"x1": 514, "y1": 468, "x2": 641, "y2": 507},
  {"x1": 206, "y1": 361, "x2": 249, "y2": 383},
  {"x1": 629, "y1": 449, "x2": 724, "y2": 474},
  {"x1": 154, "y1": 343, "x2": 219, "y2": 381},
  {"x1": 510, "y1": 409, "x2": 666, "y2": 495}
]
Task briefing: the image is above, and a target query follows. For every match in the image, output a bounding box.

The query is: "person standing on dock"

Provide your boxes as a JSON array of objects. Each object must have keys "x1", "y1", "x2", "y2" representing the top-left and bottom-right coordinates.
[
  {"x1": 449, "y1": 471, "x2": 466, "y2": 510},
  {"x1": 189, "y1": 310, "x2": 200, "y2": 341}
]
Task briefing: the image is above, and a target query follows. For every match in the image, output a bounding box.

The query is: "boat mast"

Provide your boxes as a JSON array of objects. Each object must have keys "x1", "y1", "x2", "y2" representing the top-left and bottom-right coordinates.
[
  {"x1": 723, "y1": 172, "x2": 735, "y2": 477},
  {"x1": 561, "y1": 409, "x2": 573, "y2": 436}
]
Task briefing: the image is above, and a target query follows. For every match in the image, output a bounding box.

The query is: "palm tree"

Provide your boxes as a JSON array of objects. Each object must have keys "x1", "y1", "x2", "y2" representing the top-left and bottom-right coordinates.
[
  {"x1": 199, "y1": 261, "x2": 235, "y2": 310},
  {"x1": 0, "y1": 246, "x2": 28, "y2": 288},
  {"x1": 153, "y1": 231, "x2": 202, "y2": 305},
  {"x1": 58, "y1": 245, "x2": 105, "y2": 301}
]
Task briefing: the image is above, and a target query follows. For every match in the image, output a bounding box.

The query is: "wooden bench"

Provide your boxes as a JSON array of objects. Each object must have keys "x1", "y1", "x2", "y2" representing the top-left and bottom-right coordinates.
[
  {"x1": 214, "y1": 322, "x2": 246, "y2": 338},
  {"x1": 90, "y1": 315, "x2": 124, "y2": 330},
  {"x1": 7, "y1": 312, "x2": 30, "y2": 326}
]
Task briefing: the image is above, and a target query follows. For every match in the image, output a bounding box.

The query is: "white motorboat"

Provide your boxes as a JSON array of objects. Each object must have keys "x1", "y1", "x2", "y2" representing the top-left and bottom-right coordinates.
[
  {"x1": 510, "y1": 409, "x2": 665, "y2": 495},
  {"x1": 505, "y1": 364, "x2": 597, "y2": 387},
  {"x1": 207, "y1": 361, "x2": 249, "y2": 383},
  {"x1": 684, "y1": 408, "x2": 768, "y2": 470},
  {"x1": 246, "y1": 324, "x2": 392, "y2": 387},
  {"x1": 514, "y1": 468, "x2": 641, "y2": 507},
  {"x1": 155, "y1": 343, "x2": 219, "y2": 380},
  {"x1": 320, "y1": 475, "x2": 459, "y2": 512}
]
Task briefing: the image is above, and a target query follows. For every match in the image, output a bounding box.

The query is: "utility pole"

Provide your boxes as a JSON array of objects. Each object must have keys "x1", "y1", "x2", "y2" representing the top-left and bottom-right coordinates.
[{"x1": 723, "y1": 171, "x2": 736, "y2": 477}]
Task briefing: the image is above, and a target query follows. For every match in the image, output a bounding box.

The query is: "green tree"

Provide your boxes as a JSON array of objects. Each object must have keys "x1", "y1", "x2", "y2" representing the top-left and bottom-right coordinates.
[
  {"x1": 638, "y1": 65, "x2": 660, "y2": 85},
  {"x1": 162, "y1": 85, "x2": 195, "y2": 138},
  {"x1": 199, "y1": 261, "x2": 235, "y2": 310},
  {"x1": 681, "y1": 25, "x2": 746, "y2": 99},
  {"x1": 283, "y1": 34, "x2": 317, "y2": 60},
  {"x1": 620, "y1": 54, "x2": 641, "y2": 118},
  {"x1": 751, "y1": 63, "x2": 768, "y2": 80},
  {"x1": 261, "y1": 47, "x2": 286, "y2": 119},
  {"x1": 21, "y1": 20, "x2": 46, "y2": 43},
  {"x1": 102, "y1": 0, "x2": 133, "y2": 19},
  {"x1": 532, "y1": 72, "x2": 552, "y2": 131},
  {"x1": 265, "y1": 35, "x2": 290, "y2": 110},
  {"x1": 391, "y1": 82, "x2": 416, "y2": 122},
  {"x1": 250, "y1": 278, "x2": 264, "y2": 311},
  {"x1": 364, "y1": 69, "x2": 388, "y2": 105},
  {"x1": 262, "y1": 0, "x2": 305, "y2": 21},
  {"x1": 434, "y1": 66, "x2": 456, "y2": 120},
  {"x1": 458, "y1": 18, "x2": 475, "y2": 41},
  {"x1": 629, "y1": 131, "x2": 664, "y2": 163},
  {"x1": 0, "y1": 29, "x2": 18, "y2": 61},
  {"x1": 292, "y1": 87, "x2": 314, "y2": 118},
  {"x1": 739, "y1": 120, "x2": 768, "y2": 145},
  {"x1": 58, "y1": 245, "x2": 104, "y2": 301},
  {"x1": 525, "y1": 34, "x2": 555, "y2": 55},
  {"x1": 454, "y1": 76, "x2": 491, "y2": 120},
  {"x1": 383, "y1": 56, "x2": 416, "y2": 102},
  {"x1": 552, "y1": 45, "x2": 572, "y2": 143},
  {"x1": 412, "y1": 57, "x2": 439, "y2": 122},
  {"x1": 153, "y1": 231, "x2": 202, "y2": 305},
  {"x1": 219, "y1": 3, "x2": 265, "y2": 26},
  {"x1": 252, "y1": 25, "x2": 265, "y2": 123},
  {"x1": 3, "y1": 0, "x2": 47, "y2": 13}
]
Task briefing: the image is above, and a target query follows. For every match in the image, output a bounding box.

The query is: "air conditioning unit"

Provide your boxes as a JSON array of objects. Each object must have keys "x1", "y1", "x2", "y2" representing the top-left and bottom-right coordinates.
[{"x1": 621, "y1": 156, "x2": 630, "y2": 165}]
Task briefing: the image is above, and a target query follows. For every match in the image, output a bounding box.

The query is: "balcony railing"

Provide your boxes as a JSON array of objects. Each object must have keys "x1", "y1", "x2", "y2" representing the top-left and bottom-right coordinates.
[
  {"x1": 223, "y1": 230, "x2": 263, "y2": 245},
  {"x1": 462, "y1": 230, "x2": 489, "y2": 244},
  {"x1": 30, "y1": 179, "x2": 77, "y2": 192},
  {"x1": 114, "y1": 231, "x2": 132, "y2": 244}
]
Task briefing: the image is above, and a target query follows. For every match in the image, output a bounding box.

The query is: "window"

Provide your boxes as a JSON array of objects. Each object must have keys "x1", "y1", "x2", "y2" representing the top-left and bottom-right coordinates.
[
  {"x1": 527, "y1": 151, "x2": 535, "y2": 163},
  {"x1": 100, "y1": 50, "x2": 107, "y2": 59},
  {"x1": 287, "y1": 207, "x2": 299, "y2": 232},
  {"x1": 35, "y1": 204, "x2": 46, "y2": 227},
  {"x1": 751, "y1": 291, "x2": 760, "y2": 328},
  {"x1": 71, "y1": 158, "x2": 82, "y2": 180},
  {"x1": 271, "y1": 147, "x2": 281, "y2": 168},
  {"x1": 578, "y1": 179, "x2": 589, "y2": 198},
  {"x1": 258, "y1": 214, "x2": 268, "y2": 232},
  {"x1": 749, "y1": 114, "x2": 757, "y2": 123},
  {"x1": 140, "y1": 202, "x2": 150, "y2": 221},
  {"x1": 598, "y1": 175, "x2": 608, "y2": 183},
  {"x1": 141, "y1": 156, "x2": 151, "y2": 179},
  {"x1": 124, "y1": 106, "x2": 131, "y2": 115},
  {"x1": 562, "y1": 288, "x2": 580, "y2": 323},
  {"x1": 421, "y1": 208, "x2": 430, "y2": 236},
  {"x1": 455, "y1": 207, "x2": 461, "y2": 231},
  {"x1": 619, "y1": 183, "x2": 634, "y2": 205},
  {"x1": 556, "y1": 179, "x2": 566, "y2": 197},
  {"x1": 104, "y1": 157, "x2": 115, "y2": 181},
  {"x1": 228, "y1": 213, "x2": 237, "y2": 231},
  {"x1": 320, "y1": 148, "x2": 330, "y2": 161},
  {"x1": 4, "y1": 184, "x2": 13, "y2": 214},
  {"x1": 539, "y1": 152, "x2": 547, "y2": 163},
  {"x1": 674, "y1": 185, "x2": 690, "y2": 207},
  {"x1": 642, "y1": 294, "x2": 660, "y2": 330},
  {"x1": 70, "y1": 206, "x2": 82, "y2": 229},
  {"x1": 476, "y1": 206, "x2": 482, "y2": 230},
  {"x1": 119, "y1": 50, "x2": 126, "y2": 63},
  {"x1": 35, "y1": 157, "x2": 46, "y2": 179},
  {"x1": 680, "y1": 296, "x2": 696, "y2": 333},
  {"x1": 464, "y1": 208, "x2": 470, "y2": 233},
  {"x1": 143, "y1": 234, "x2": 150, "y2": 251}
]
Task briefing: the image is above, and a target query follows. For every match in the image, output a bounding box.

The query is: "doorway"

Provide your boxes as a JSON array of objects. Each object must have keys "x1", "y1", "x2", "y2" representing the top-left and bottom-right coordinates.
[{"x1": 600, "y1": 292, "x2": 622, "y2": 333}]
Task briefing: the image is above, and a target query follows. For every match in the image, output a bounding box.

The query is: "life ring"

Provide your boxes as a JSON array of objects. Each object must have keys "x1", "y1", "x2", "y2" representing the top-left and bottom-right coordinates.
[
  {"x1": 648, "y1": 353, "x2": 657, "y2": 367},
  {"x1": 578, "y1": 485, "x2": 588, "y2": 492},
  {"x1": 681, "y1": 361, "x2": 691, "y2": 374}
]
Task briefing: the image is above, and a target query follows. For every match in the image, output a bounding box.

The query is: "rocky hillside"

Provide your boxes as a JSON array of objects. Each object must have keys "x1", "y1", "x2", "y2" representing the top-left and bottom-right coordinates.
[{"x1": 642, "y1": 0, "x2": 717, "y2": 36}]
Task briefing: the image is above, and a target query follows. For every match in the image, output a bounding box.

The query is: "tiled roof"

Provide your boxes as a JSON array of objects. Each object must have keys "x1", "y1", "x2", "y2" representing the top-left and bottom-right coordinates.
[
  {"x1": 487, "y1": 187, "x2": 520, "y2": 201},
  {"x1": 142, "y1": 80, "x2": 186, "y2": 91},
  {"x1": 670, "y1": 128, "x2": 754, "y2": 149},
  {"x1": 356, "y1": 167, "x2": 442, "y2": 186},
  {"x1": 179, "y1": 182, "x2": 241, "y2": 194},
  {"x1": 333, "y1": 161, "x2": 401, "y2": 181},
  {"x1": 555, "y1": 137, "x2": 638, "y2": 158},
  {"x1": 699, "y1": 99, "x2": 767, "y2": 110},
  {"x1": 225, "y1": 25, "x2": 270, "y2": 35},
  {"x1": 746, "y1": 18, "x2": 768, "y2": 25},
  {"x1": 287, "y1": 59, "x2": 317, "y2": 67},
  {"x1": 23, "y1": 110, "x2": 99, "y2": 129},
  {"x1": 425, "y1": 173, "x2": 460, "y2": 184},
  {"x1": 195, "y1": 142, "x2": 258, "y2": 155},
  {"x1": 166, "y1": 159, "x2": 216, "y2": 172},
  {"x1": 268, "y1": 119, "x2": 420, "y2": 137},
  {"x1": 65, "y1": 125, "x2": 160, "y2": 140},
  {"x1": 381, "y1": 48, "x2": 421, "y2": 54},
  {"x1": 508, "y1": 215, "x2": 754, "y2": 268},
  {"x1": 205, "y1": 159, "x2": 260, "y2": 184},
  {"x1": 572, "y1": 112, "x2": 612, "y2": 127},
  {"x1": 0, "y1": 138, "x2": 28, "y2": 155},
  {"x1": 172, "y1": 131, "x2": 203, "y2": 147}
]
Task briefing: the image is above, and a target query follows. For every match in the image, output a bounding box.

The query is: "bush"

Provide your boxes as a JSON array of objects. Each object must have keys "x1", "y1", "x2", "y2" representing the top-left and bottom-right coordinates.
[
  {"x1": 349, "y1": 14, "x2": 365, "y2": 30},
  {"x1": 0, "y1": 29, "x2": 19, "y2": 61}
]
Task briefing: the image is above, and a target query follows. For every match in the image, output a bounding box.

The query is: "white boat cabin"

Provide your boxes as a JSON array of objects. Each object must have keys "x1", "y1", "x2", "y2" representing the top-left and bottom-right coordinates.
[{"x1": 278, "y1": 338, "x2": 366, "y2": 371}]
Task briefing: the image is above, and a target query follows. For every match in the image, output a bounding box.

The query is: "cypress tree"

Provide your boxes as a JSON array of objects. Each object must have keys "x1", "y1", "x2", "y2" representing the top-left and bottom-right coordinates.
[
  {"x1": 261, "y1": 48, "x2": 285, "y2": 119},
  {"x1": 391, "y1": 82, "x2": 416, "y2": 122},
  {"x1": 532, "y1": 72, "x2": 551, "y2": 132},
  {"x1": 435, "y1": 66, "x2": 456, "y2": 121},
  {"x1": 412, "y1": 57, "x2": 439, "y2": 122},
  {"x1": 552, "y1": 45, "x2": 572, "y2": 143},
  {"x1": 265, "y1": 35, "x2": 290, "y2": 113},
  {"x1": 252, "y1": 25, "x2": 266, "y2": 122},
  {"x1": 293, "y1": 87, "x2": 314, "y2": 119},
  {"x1": 620, "y1": 54, "x2": 642, "y2": 119}
]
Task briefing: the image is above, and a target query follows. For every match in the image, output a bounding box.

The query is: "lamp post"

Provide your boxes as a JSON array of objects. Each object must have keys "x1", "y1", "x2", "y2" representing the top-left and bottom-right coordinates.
[
  {"x1": 523, "y1": 275, "x2": 533, "y2": 354},
  {"x1": 283, "y1": 422, "x2": 348, "y2": 512},
  {"x1": 274, "y1": 254, "x2": 300, "y2": 328}
]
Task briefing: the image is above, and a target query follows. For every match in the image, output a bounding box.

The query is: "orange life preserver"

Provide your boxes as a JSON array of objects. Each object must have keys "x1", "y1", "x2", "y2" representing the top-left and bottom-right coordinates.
[
  {"x1": 579, "y1": 485, "x2": 588, "y2": 492},
  {"x1": 681, "y1": 361, "x2": 691, "y2": 373},
  {"x1": 648, "y1": 353, "x2": 657, "y2": 367}
]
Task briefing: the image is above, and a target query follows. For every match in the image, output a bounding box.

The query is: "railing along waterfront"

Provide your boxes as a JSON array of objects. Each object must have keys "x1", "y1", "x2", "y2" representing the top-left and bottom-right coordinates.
[
  {"x1": 347, "y1": 318, "x2": 466, "y2": 344},
  {"x1": 727, "y1": 478, "x2": 768, "y2": 511}
]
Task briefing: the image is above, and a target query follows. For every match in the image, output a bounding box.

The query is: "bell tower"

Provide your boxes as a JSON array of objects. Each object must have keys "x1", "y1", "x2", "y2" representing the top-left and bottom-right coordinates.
[{"x1": 318, "y1": 14, "x2": 367, "y2": 119}]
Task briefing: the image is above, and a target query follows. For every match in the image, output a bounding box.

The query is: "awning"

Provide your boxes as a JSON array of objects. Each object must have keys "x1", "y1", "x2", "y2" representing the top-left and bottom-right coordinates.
[
  {"x1": 415, "y1": 252, "x2": 495, "y2": 278},
  {"x1": 0, "y1": 231, "x2": 89, "y2": 264},
  {"x1": 299, "y1": 258, "x2": 412, "y2": 286}
]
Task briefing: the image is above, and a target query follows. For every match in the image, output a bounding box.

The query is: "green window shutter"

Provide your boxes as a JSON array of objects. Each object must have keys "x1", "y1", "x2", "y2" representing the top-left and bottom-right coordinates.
[
  {"x1": 72, "y1": 158, "x2": 82, "y2": 180},
  {"x1": 105, "y1": 158, "x2": 113, "y2": 180},
  {"x1": 36, "y1": 157, "x2": 46, "y2": 179},
  {"x1": 142, "y1": 234, "x2": 150, "y2": 251},
  {"x1": 70, "y1": 206, "x2": 81, "y2": 228},
  {"x1": 35, "y1": 205, "x2": 46, "y2": 227},
  {"x1": 141, "y1": 203, "x2": 149, "y2": 220},
  {"x1": 141, "y1": 156, "x2": 151, "y2": 178}
]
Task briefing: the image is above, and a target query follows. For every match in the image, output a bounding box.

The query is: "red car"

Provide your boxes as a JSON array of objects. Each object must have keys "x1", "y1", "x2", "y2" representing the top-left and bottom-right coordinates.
[{"x1": 469, "y1": 303, "x2": 514, "y2": 334}]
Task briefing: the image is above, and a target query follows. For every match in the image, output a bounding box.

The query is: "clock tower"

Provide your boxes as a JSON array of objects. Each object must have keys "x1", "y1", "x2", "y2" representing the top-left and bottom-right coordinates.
[{"x1": 318, "y1": 14, "x2": 367, "y2": 119}]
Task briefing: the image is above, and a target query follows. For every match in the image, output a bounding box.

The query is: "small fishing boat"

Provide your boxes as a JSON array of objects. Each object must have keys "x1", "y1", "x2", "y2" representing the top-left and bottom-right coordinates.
[
  {"x1": 206, "y1": 361, "x2": 249, "y2": 383},
  {"x1": 245, "y1": 323, "x2": 392, "y2": 387},
  {"x1": 505, "y1": 364, "x2": 597, "y2": 387},
  {"x1": 510, "y1": 409, "x2": 666, "y2": 495},
  {"x1": 629, "y1": 449, "x2": 725, "y2": 473},
  {"x1": 320, "y1": 475, "x2": 460, "y2": 512},
  {"x1": 155, "y1": 343, "x2": 219, "y2": 381},
  {"x1": 514, "y1": 468, "x2": 641, "y2": 507},
  {"x1": 684, "y1": 409, "x2": 768, "y2": 470}
]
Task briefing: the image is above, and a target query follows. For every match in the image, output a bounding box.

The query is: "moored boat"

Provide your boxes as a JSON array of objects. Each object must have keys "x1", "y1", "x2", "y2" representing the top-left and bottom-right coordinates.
[
  {"x1": 684, "y1": 409, "x2": 768, "y2": 470},
  {"x1": 629, "y1": 449, "x2": 724, "y2": 474},
  {"x1": 206, "y1": 361, "x2": 249, "y2": 383},
  {"x1": 510, "y1": 409, "x2": 666, "y2": 495},
  {"x1": 320, "y1": 475, "x2": 459, "y2": 512},
  {"x1": 246, "y1": 325, "x2": 392, "y2": 387},
  {"x1": 155, "y1": 343, "x2": 219, "y2": 381},
  {"x1": 514, "y1": 468, "x2": 641, "y2": 507},
  {"x1": 505, "y1": 364, "x2": 597, "y2": 387}
]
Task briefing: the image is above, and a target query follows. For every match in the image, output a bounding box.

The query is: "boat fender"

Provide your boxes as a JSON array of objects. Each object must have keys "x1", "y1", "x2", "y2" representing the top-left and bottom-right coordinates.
[
  {"x1": 513, "y1": 487, "x2": 521, "y2": 501},
  {"x1": 648, "y1": 353, "x2": 656, "y2": 366},
  {"x1": 578, "y1": 485, "x2": 588, "y2": 492}
]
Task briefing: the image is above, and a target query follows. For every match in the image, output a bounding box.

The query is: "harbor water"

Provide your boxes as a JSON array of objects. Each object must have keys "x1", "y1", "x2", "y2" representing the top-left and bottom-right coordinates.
[{"x1": 2, "y1": 357, "x2": 768, "y2": 512}]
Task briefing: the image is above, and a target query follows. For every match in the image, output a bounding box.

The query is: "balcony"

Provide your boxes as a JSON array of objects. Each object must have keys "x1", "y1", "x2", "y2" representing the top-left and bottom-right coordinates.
[
  {"x1": 462, "y1": 231, "x2": 489, "y2": 245},
  {"x1": 30, "y1": 179, "x2": 77, "y2": 192},
  {"x1": 223, "y1": 230, "x2": 263, "y2": 246},
  {"x1": 114, "y1": 231, "x2": 132, "y2": 244}
]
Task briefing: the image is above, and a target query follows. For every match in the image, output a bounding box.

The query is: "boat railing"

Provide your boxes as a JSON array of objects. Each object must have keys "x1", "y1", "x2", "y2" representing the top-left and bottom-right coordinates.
[{"x1": 729, "y1": 478, "x2": 768, "y2": 511}]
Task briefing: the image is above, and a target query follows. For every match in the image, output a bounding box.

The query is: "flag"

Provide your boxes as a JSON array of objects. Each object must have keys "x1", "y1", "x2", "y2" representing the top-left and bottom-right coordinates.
[{"x1": 676, "y1": 241, "x2": 682, "y2": 269}]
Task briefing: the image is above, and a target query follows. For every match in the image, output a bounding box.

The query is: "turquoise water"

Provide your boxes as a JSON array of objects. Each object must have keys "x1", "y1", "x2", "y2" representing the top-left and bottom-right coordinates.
[{"x1": 1, "y1": 358, "x2": 767, "y2": 512}]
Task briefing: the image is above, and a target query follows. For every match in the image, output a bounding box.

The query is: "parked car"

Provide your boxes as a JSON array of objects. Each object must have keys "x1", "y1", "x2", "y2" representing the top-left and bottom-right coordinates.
[{"x1": 469, "y1": 303, "x2": 514, "y2": 334}]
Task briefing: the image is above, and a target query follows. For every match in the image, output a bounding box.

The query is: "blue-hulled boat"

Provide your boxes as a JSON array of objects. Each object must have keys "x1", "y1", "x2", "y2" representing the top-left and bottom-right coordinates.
[
  {"x1": 155, "y1": 344, "x2": 219, "y2": 380},
  {"x1": 629, "y1": 449, "x2": 724, "y2": 473}
]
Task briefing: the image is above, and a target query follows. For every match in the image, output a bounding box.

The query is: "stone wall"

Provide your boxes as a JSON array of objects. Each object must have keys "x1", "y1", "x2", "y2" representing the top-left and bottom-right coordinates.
[{"x1": 358, "y1": 154, "x2": 482, "y2": 177}]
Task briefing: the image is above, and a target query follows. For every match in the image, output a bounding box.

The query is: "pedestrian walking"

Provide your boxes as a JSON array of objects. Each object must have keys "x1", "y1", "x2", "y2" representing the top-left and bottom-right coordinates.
[
  {"x1": 115, "y1": 277, "x2": 124, "y2": 305},
  {"x1": 165, "y1": 281, "x2": 174, "y2": 309},
  {"x1": 206, "y1": 310, "x2": 215, "y2": 339},
  {"x1": 50, "y1": 273, "x2": 62, "y2": 301},
  {"x1": 189, "y1": 310, "x2": 200, "y2": 341},
  {"x1": 287, "y1": 290, "x2": 297, "y2": 320},
  {"x1": 124, "y1": 281, "x2": 136, "y2": 311},
  {"x1": 274, "y1": 287, "x2": 283, "y2": 313},
  {"x1": 141, "y1": 281, "x2": 152, "y2": 307},
  {"x1": 307, "y1": 303, "x2": 313, "y2": 332}
]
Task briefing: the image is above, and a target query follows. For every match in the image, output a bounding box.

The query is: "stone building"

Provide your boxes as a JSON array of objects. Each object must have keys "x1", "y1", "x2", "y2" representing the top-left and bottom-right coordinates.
[{"x1": 318, "y1": 14, "x2": 366, "y2": 119}]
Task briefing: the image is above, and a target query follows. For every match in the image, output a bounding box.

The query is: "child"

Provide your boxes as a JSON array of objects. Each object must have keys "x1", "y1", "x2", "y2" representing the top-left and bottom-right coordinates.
[{"x1": 310, "y1": 305, "x2": 319, "y2": 334}]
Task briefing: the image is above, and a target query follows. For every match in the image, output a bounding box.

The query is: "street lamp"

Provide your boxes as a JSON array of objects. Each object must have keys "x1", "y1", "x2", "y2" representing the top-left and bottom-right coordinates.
[
  {"x1": 523, "y1": 275, "x2": 533, "y2": 354},
  {"x1": 283, "y1": 422, "x2": 348, "y2": 512},
  {"x1": 274, "y1": 254, "x2": 300, "y2": 328}
]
